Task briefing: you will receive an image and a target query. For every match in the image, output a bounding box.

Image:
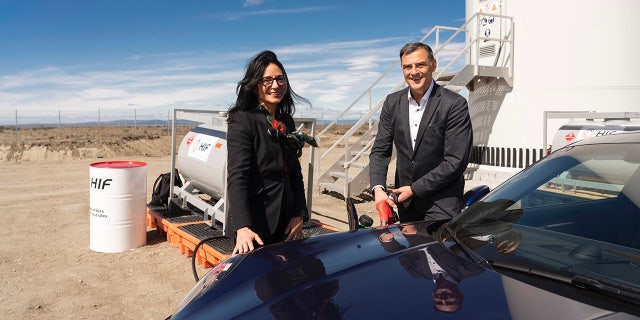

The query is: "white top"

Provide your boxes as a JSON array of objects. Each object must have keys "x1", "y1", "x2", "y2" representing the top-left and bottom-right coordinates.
[{"x1": 407, "y1": 80, "x2": 434, "y2": 150}]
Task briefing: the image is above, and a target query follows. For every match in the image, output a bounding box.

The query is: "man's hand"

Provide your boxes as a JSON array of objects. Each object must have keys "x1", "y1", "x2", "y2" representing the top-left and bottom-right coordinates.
[
  {"x1": 378, "y1": 231, "x2": 395, "y2": 243},
  {"x1": 374, "y1": 186, "x2": 396, "y2": 208},
  {"x1": 392, "y1": 186, "x2": 414, "y2": 203}
]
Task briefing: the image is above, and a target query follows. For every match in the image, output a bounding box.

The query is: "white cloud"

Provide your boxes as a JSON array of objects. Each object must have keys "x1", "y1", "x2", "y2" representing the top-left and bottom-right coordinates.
[
  {"x1": 243, "y1": 0, "x2": 263, "y2": 7},
  {"x1": 0, "y1": 37, "x2": 465, "y2": 125},
  {"x1": 81, "y1": 88, "x2": 130, "y2": 100},
  {"x1": 202, "y1": 6, "x2": 334, "y2": 22}
]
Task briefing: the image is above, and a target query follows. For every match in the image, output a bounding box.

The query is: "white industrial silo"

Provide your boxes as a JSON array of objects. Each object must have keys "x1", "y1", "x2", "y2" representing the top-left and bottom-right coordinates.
[{"x1": 460, "y1": 0, "x2": 640, "y2": 179}]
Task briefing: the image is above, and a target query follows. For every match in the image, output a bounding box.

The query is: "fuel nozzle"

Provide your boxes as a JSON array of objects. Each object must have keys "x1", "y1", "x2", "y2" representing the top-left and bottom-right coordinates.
[{"x1": 376, "y1": 192, "x2": 399, "y2": 226}]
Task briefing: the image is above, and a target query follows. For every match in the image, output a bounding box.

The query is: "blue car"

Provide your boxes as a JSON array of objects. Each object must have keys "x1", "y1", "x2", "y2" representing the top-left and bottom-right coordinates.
[{"x1": 169, "y1": 131, "x2": 640, "y2": 319}]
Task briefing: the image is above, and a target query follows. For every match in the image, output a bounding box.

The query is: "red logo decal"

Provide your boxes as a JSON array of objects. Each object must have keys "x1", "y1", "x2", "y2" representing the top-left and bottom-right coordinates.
[
  {"x1": 564, "y1": 132, "x2": 576, "y2": 142},
  {"x1": 186, "y1": 135, "x2": 194, "y2": 146}
]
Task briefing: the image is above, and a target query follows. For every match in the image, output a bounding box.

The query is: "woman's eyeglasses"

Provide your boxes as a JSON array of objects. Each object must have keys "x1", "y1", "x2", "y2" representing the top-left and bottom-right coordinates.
[{"x1": 261, "y1": 76, "x2": 286, "y2": 87}]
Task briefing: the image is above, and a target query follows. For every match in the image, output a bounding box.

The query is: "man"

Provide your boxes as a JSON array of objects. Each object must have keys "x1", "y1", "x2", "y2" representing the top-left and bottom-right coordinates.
[
  {"x1": 369, "y1": 42, "x2": 473, "y2": 222},
  {"x1": 375, "y1": 224, "x2": 484, "y2": 314},
  {"x1": 399, "y1": 241, "x2": 484, "y2": 313}
]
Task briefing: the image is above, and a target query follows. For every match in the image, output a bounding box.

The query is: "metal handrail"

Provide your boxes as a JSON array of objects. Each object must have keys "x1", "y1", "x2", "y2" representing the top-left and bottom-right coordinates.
[{"x1": 316, "y1": 63, "x2": 397, "y2": 139}]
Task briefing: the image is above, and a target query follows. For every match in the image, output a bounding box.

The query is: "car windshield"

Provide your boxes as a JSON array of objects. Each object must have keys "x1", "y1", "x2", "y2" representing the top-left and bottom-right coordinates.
[{"x1": 446, "y1": 142, "x2": 640, "y2": 295}]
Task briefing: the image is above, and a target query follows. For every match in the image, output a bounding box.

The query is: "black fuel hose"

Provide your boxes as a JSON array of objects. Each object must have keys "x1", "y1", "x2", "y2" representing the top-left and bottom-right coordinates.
[{"x1": 192, "y1": 236, "x2": 228, "y2": 282}]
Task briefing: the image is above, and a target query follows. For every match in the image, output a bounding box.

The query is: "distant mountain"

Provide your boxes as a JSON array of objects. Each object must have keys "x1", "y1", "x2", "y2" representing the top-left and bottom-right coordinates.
[
  {"x1": 3, "y1": 117, "x2": 359, "y2": 128},
  {"x1": 3, "y1": 119, "x2": 200, "y2": 128},
  {"x1": 79, "y1": 119, "x2": 199, "y2": 126}
]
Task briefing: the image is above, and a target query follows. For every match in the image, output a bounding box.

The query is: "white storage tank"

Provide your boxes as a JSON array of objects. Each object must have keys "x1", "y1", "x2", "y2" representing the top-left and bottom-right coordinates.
[{"x1": 177, "y1": 123, "x2": 227, "y2": 200}]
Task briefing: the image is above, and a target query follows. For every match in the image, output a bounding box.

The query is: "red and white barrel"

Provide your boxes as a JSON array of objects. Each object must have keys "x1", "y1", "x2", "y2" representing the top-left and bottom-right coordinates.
[{"x1": 89, "y1": 161, "x2": 147, "y2": 253}]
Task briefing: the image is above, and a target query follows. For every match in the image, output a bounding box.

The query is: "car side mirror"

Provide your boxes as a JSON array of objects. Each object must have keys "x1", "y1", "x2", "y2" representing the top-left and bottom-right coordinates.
[{"x1": 463, "y1": 185, "x2": 491, "y2": 207}]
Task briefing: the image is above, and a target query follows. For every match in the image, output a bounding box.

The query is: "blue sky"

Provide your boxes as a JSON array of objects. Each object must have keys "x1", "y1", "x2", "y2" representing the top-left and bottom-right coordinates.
[{"x1": 0, "y1": 0, "x2": 466, "y2": 124}]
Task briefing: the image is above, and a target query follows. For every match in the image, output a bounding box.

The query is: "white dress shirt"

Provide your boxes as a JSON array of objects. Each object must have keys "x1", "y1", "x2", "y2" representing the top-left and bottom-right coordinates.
[
  {"x1": 371, "y1": 81, "x2": 435, "y2": 193},
  {"x1": 407, "y1": 80, "x2": 434, "y2": 150},
  {"x1": 421, "y1": 246, "x2": 458, "y2": 284}
]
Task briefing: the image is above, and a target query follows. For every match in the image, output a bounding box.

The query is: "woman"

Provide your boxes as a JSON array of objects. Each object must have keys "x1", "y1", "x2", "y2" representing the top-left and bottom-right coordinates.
[{"x1": 226, "y1": 50, "x2": 316, "y2": 255}]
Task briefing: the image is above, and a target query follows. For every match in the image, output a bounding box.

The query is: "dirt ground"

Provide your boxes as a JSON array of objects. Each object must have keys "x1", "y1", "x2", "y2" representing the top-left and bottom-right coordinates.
[{"x1": 0, "y1": 125, "x2": 380, "y2": 319}]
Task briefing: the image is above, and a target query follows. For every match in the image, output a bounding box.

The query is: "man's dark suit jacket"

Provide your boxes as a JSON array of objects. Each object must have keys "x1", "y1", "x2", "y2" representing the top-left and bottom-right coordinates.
[
  {"x1": 225, "y1": 109, "x2": 309, "y2": 244},
  {"x1": 369, "y1": 83, "x2": 473, "y2": 220},
  {"x1": 399, "y1": 243, "x2": 484, "y2": 282}
]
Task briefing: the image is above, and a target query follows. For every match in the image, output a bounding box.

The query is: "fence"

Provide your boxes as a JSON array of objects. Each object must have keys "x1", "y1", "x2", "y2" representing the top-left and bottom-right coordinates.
[
  {"x1": 0, "y1": 109, "x2": 185, "y2": 144},
  {"x1": 0, "y1": 108, "x2": 180, "y2": 144},
  {"x1": 470, "y1": 146, "x2": 545, "y2": 169},
  {"x1": 0, "y1": 108, "x2": 351, "y2": 145},
  {"x1": 0, "y1": 108, "x2": 180, "y2": 125}
]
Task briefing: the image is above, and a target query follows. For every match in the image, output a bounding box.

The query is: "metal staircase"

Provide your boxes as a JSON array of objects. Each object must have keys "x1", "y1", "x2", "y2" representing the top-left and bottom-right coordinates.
[{"x1": 316, "y1": 12, "x2": 514, "y2": 198}]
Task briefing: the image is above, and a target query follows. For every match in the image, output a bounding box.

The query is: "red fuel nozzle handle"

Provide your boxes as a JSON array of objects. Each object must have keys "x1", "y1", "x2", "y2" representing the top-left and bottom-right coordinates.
[{"x1": 376, "y1": 200, "x2": 394, "y2": 226}]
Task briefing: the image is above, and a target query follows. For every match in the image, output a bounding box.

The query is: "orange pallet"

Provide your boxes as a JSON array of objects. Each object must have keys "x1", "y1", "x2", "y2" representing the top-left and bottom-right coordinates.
[
  {"x1": 169, "y1": 222, "x2": 231, "y2": 269},
  {"x1": 146, "y1": 207, "x2": 168, "y2": 235},
  {"x1": 147, "y1": 206, "x2": 340, "y2": 269},
  {"x1": 146, "y1": 206, "x2": 204, "y2": 242}
]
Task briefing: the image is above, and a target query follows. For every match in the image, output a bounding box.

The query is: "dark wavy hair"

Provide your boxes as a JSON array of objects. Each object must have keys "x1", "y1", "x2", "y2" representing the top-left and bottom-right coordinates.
[{"x1": 228, "y1": 50, "x2": 310, "y2": 118}]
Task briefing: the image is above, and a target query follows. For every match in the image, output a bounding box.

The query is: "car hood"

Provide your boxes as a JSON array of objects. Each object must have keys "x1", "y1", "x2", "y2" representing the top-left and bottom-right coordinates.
[{"x1": 171, "y1": 220, "x2": 637, "y2": 319}]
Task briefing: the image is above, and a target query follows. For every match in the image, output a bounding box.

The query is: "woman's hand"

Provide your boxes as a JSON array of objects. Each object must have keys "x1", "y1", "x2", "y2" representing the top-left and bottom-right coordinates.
[
  {"x1": 284, "y1": 216, "x2": 304, "y2": 241},
  {"x1": 232, "y1": 227, "x2": 264, "y2": 255}
]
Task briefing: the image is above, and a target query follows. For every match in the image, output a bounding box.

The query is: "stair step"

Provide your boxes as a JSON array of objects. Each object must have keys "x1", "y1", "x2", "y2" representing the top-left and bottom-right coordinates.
[
  {"x1": 351, "y1": 151, "x2": 370, "y2": 157},
  {"x1": 329, "y1": 171, "x2": 355, "y2": 182},
  {"x1": 318, "y1": 182, "x2": 346, "y2": 195},
  {"x1": 360, "y1": 137, "x2": 376, "y2": 146},
  {"x1": 348, "y1": 162, "x2": 367, "y2": 169}
]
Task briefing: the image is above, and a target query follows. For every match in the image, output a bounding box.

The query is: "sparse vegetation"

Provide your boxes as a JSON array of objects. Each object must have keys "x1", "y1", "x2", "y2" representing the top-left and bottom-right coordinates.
[{"x1": 0, "y1": 123, "x2": 360, "y2": 161}]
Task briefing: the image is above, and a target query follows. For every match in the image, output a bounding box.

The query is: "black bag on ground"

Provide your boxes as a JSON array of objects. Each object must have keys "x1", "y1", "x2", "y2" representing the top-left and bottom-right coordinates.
[{"x1": 150, "y1": 170, "x2": 183, "y2": 207}]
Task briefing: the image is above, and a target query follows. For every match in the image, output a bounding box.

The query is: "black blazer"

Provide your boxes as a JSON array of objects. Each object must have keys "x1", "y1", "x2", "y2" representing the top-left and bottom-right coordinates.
[
  {"x1": 369, "y1": 84, "x2": 473, "y2": 220},
  {"x1": 226, "y1": 109, "x2": 309, "y2": 244}
]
